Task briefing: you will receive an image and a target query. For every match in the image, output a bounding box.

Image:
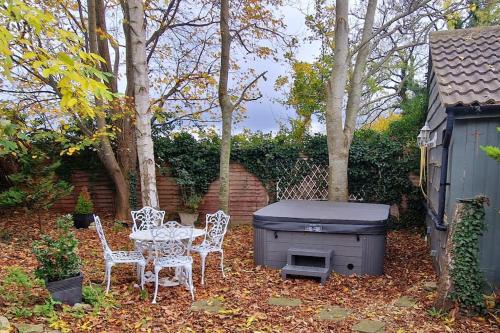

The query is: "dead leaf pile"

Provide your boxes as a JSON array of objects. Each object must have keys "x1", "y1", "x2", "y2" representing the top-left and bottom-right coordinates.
[{"x1": 0, "y1": 212, "x2": 498, "y2": 332}]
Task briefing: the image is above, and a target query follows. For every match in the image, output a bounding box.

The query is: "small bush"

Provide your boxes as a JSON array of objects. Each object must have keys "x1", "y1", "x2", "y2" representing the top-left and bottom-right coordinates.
[
  {"x1": 32, "y1": 214, "x2": 81, "y2": 282},
  {"x1": 11, "y1": 306, "x2": 33, "y2": 318},
  {"x1": 33, "y1": 297, "x2": 60, "y2": 318},
  {"x1": 0, "y1": 266, "x2": 42, "y2": 304},
  {"x1": 74, "y1": 186, "x2": 93, "y2": 214},
  {"x1": 112, "y1": 220, "x2": 126, "y2": 232},
  {"x1": 0, "y1": 266, "x2": 46, "y2": 318},
  {"x1": 82, "y1": 284, "x2": 114, "y2": 311}
]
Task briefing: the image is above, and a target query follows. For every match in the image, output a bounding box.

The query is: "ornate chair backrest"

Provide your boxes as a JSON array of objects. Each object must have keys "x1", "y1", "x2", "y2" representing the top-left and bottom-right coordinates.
[
  {"x1": 203, "y1": 210, "x2": 230, "y2": 250},
  {"x1": 131, "y1": 206, "x2": 165, "y2": 232},
  {"x1": 150, "y1": 221, "x2": 193, "y2": 261},
  {"x1": 94, "y1": 215, "x2": 112, "y2": 257}
]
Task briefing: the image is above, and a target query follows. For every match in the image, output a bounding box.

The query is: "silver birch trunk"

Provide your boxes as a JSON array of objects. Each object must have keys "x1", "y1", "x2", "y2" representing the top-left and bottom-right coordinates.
[
  {"x1": 325, "y1": 0, "x2": 377, "y2": 201},
  {"x1": 127, "y1": 0, "x2": 159, "y2": 207}
]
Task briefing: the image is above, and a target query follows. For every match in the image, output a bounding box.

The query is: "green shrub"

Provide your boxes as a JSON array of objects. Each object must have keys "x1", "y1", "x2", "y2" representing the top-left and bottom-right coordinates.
[
  {"x1": 32, "y1": 214, "x2": 81, "y2": 282},
  {"x1": 82, "y1": 284, "x2": 114, "y2": 311},
  {"x1": 11, "y1": 306, "x2": 33, "y2": 318},
  {"x1": 111, "y1": 220, "x2": 126, "y2": 232},
  {"x1": 0, "y1": 266, "x2": 47, "y2": 318},
  {"x1": 184, "y1": 194, "x2": 202, "y2": 213},
  {"x1": 0, "y1": 150, "x2": 73, "y2": 230},
  {"x1": 74, "y1": 187, "x2": 93, "y2": 214},
  {"x1": 33, "y1": 297, "x2": 59, "y2": 318},
  {"x1": 155, "y1": 132, "x2": 220, "y2": 208}
]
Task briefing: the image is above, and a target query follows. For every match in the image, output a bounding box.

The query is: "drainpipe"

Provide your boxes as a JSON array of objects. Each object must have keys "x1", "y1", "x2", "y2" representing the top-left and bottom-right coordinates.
[{"x1": 435, "y1": 107, "x2": 459, "y2": 230}]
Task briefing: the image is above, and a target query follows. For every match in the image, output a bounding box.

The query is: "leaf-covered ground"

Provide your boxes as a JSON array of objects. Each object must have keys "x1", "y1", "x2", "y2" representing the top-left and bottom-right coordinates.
[{"x1": 0, "y1": 212, "x2": 498, "y2": 332}]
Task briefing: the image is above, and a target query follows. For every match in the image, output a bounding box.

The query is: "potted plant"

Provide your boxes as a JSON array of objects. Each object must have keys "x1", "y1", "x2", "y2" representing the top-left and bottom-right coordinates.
[
  {"x1": 73, "y1": 186, "x2": 94, "y2": 229},
  {"x1": 32, "y1": 214, "x2": 82, "y2": 305},
  {"x1": 178, "y1": 193, "x2": 202, "y2": 226}
]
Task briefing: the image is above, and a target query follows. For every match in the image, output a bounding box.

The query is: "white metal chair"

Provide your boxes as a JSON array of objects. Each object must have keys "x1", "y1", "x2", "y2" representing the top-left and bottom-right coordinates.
[
  {"x1": 150, "y1": 221, "x2": 195, "y2": 303},
  {"x1": 131, "y1": 206, "x2": 166, "y2": 255},
  {"x1": 93, "y1": 215, "x2": 146, "y2": 293},
  {"x1": 131, "y1": 206, "x2": 166, "y2": 232},
  {"x1": 191, "y1": 210, "x2": 230, "y2": 285}
]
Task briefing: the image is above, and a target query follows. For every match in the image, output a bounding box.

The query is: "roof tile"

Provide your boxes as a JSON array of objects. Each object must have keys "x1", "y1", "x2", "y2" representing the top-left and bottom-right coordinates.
[{"x1": 429, "y1": 26, "x2": 500, "y2": 107}]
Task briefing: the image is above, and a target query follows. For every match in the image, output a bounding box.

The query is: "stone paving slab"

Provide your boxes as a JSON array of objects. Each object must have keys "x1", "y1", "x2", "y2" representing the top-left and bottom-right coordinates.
[
  {"x1": 14, "y1": 323, "x2": 44, "y2": 333},
  {"x1": 394, "y1": 296, "x2": 417, "y2": 308},
  {"x1": 423, "y1": 281, "x2": 438, "y2": 291},
  {"x1": 0, "y1": 316, "x2": 10, "y2": 333},
  {"x1": 352, "y1": 319, "x2": 385, "y2": 333},
  {"x1": 318, "y1": 306, "x2": 349, "y2": 321},
  {"x1": 191, "y1": 298, "x2": 224, "y2": 313},
  {"x1": 267, "y1": 297, "x2": 302, "y2": 307}
]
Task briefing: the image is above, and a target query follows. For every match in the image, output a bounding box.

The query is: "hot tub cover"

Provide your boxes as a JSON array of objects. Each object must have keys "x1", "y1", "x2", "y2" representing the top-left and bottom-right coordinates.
[{"x1": 253, "y1": 200, "x2": 389, "y2": 235}]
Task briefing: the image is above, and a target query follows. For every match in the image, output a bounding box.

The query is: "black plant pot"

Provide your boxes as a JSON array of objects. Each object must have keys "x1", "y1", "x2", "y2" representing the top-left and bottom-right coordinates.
[
  {"x1": 73, "y1": 213, "x2": 94, "y2": 229},
  {"x1": 46, "y1": 273, "x2": 83, "y2": 305}
]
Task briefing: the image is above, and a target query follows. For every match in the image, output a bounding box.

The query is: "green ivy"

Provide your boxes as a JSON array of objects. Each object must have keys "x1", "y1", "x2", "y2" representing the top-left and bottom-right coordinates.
[
  {"x1": 450, "y1": 196, "x2": 488, "y2": 314},
  {"x1": 154, "y1": 132, "x2": 220, "y2": 206},
  {"x1": 128, "y1": 172, "x2": 138, "y2": 210}
]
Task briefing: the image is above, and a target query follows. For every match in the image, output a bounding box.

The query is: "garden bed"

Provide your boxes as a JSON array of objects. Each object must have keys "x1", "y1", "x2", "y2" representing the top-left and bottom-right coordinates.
[{"x1": 0, "y1": 212, "x2": 498, "y2": 332}]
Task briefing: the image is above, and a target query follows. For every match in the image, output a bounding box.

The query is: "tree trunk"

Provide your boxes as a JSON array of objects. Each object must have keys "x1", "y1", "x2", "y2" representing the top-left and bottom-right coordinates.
[
  {"x1": 325, "y1": 0, "x2": 350, "y2": 201},
  {"x1": 126, "y1": 0, "x2": 159, "y2": 208},
  {"x1": 344, "y1": 0, "x2": 378, "y2": 140},
  {"x1": 217, "y1": 0, "x2": 233, "y2": 213},
  {"x1": 325, "y1": 0, "x2": 377, "y2": 201},
  {"x1": 219, "y1": 106, "x2": 232, "y2": 212},
  {"x1": 95, "y1": 140, "x2": 130, "y2": 220},
  {"x1": 118, "y1": 0, "x2": 138, "y2": 207},
  {"x1": 88, "y1": 0, "x2": 130, "y2": 219}
]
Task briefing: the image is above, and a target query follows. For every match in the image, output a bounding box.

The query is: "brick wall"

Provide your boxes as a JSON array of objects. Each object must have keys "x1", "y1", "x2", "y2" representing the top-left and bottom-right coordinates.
[{"x1": 52, "y1": 163, "x2": 269, "y2": 224}]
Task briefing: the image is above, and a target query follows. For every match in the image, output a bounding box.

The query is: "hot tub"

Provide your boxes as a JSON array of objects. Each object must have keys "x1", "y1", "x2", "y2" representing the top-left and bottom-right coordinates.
[{"x1": 253, "y1": 200, "x2": 389, "y2": 275}]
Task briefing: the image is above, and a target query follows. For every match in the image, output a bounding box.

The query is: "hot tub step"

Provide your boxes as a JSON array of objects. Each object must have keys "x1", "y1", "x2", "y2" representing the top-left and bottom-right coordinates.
[{"x1": 282, "y1": 264, "x2": 332, "y2": 284}]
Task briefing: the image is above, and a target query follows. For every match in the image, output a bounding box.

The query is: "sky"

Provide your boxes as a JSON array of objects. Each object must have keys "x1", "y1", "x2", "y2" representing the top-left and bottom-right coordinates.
[{"x1": 232, "y1": 2, "x2": 322, "y2": 134}]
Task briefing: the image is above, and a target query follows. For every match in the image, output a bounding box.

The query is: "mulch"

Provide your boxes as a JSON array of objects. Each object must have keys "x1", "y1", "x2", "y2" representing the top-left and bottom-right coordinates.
[{"x1": 0, "y1": 212, "x2": 498, "y2": 332}]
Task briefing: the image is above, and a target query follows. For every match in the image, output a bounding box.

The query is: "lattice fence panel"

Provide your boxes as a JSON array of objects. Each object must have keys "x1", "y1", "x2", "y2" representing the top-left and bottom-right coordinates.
[
  {"x1": 276, "y1": 159, "x2": 375, "y2": 202},
  {"x1": 276, "y1": 159, "x2": 328, "y2": 201}
]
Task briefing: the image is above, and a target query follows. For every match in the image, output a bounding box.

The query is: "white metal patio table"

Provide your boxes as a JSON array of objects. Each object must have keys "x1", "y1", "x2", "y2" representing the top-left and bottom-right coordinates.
[{"x1": 129, "y1": 225, "x2": 205, "y2": 287}]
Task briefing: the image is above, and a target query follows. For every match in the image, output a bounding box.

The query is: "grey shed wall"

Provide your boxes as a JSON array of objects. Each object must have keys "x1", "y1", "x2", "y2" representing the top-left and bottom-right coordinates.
[
  {"x1": 425, "y1": 68, "x2": 447, "y2": 215},
  {"x1": 447, "y1": 116, "x2": 500, "y2": 287},
  {"x1": 425, "y1": 68, "x2": 500, "y2": 288}
]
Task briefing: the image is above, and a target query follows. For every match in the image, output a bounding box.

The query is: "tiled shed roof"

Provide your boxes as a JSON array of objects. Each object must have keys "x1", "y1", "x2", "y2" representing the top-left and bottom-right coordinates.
[{"x1": 429, "y1": 26, "x2": 500, "y2": 107}]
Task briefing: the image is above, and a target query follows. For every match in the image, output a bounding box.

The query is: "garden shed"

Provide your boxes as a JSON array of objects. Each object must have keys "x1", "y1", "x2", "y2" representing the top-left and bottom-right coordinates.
[{"x1": 425, "y1": 26, "x2": 500, "y2": 289}]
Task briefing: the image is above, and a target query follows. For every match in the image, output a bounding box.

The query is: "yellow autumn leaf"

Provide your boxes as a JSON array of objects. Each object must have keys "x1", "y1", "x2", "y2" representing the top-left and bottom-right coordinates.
[
  {"x1": 67, "y1": 147, "x2": 77, "y2": 155},
  {"x1": 67, "y1": 98, "x2": 77, "y2": 108},
  {"x1": 246, "y1": 315, "x2": 257, "y2": 327}
]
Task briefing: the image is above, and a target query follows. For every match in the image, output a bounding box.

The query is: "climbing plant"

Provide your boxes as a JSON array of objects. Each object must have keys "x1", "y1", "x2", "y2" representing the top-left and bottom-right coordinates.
[
  {"x1": 450, "y1": 196, "x2": 489, "y2": 314},
  {"x1": 154, "y1": 132, "x2": 220, "y2": 206}
]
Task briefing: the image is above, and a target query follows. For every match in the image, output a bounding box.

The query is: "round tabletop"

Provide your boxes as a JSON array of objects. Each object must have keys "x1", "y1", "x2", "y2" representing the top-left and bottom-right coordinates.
[{"x1": 129, "y1": 227, "x2": 205, "y2": 242}]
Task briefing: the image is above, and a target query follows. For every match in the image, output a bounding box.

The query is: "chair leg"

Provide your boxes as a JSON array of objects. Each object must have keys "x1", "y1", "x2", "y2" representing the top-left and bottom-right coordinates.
[
  {"x1": 152, "y1": 266, "x2": 160, "y2": 304},
  {"x1": 105, "y1": 263, "x2": 113, "y2": 294},
  {"x1": 220, "y1": 250, "x2": 225, "y2": 278},
  {"x1": 103, "y1": 262, "x2": 108, "y2": 285},
  {"x1": 188, "y1": 267, "x2": 194, "y2": 300},
  {"x1": 140, "y1": 264, "x2": 145, "y2": 290},
  {"x1": 200, "y1": 252, "x2": 207, "y2": 286}
]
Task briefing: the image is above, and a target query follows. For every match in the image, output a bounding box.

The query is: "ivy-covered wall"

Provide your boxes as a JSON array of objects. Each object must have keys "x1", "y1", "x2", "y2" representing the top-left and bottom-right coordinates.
[{"x1": 152, "y1": 128, "x2": 424, "y2": 227}]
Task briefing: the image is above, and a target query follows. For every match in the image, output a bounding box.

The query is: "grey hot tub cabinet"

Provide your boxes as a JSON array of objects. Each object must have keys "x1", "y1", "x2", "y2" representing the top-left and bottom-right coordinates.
[{"x1": 253, "y1": 200, "x2": 389, "y2": 275}]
